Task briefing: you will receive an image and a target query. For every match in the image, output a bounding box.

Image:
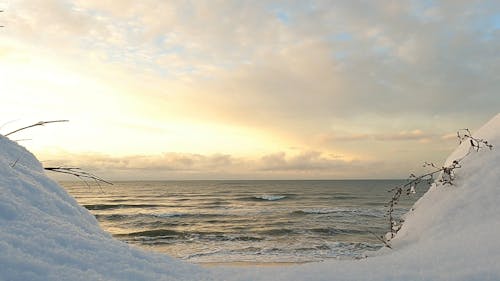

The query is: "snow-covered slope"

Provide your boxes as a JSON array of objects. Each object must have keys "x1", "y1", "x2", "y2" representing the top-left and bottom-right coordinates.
[
  {"x1": 1, "y1": 114, "x2": 499, "y2": 281},
  {"x1": 0, "y1": 136, "x2": 212, "y2": 281},
  {"x1": 214, "y1": 113, "x2": 500, "y2": 281}
]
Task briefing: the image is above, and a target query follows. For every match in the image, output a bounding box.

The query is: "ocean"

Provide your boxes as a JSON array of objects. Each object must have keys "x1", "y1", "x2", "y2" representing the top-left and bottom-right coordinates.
[{"x1": 61, "y1": 180, "x2": 427, "y2": 264}]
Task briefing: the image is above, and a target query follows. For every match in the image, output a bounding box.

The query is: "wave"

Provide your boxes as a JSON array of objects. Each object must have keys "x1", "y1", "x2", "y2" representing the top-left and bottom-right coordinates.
[
  {"x1": 293, "y1": 241, "x2": 382, "y2": 255},
  {"x1": 150, "y1": 212, "x2": 187, "y2": 218},
  {"x1": 292, "y1": 208, "x2": 384, "y2": 217},
  {"x1": 253, "y1": 195, "x2": 287, "y2": 201},
  {"x1": 235, "y1": 194, "x2": 289, "y2": 202},
  {"x1": 292, "y1": 209, "x2": 337, "y2": 215},
  {"x1": 332, "y1": 196, "x2": 359, "y2": 200},
  {"x1": 116, "y1": 229, "x2": 263, "y2": 242},
  {"x1": 94, "y1": 212, "x2": 230, "y2": 223},
  {"x1": 309, "y1": 228, "x2": 367, "y2": 235},
  {"x1": 83, "y1": 203, "x2": 161, "y2": 210},
  {"x1": 116, "y1": 229, "x2": 183, "y2": 238},
  {"x1": 181, "y1": 241, "x2": 383, "y2": 263},
  {"x1": 257, "y1": 228, "x2": 294, "y2": 236},
  {"x1": 94, "y1": 214, "x2": 128, "y2": 221}
]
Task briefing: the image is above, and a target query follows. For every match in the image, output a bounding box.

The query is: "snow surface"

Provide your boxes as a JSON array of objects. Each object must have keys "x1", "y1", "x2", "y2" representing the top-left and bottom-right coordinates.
[
  {"x1": 0, "y1": 136, "x2": 212, "y2": 281},
  {"x1": 1, "y1": 113, "x2": 499, "y2": 281}
]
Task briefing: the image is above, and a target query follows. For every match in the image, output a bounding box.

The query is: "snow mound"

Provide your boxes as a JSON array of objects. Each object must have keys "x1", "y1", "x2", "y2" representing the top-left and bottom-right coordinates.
[
  {"x1": 0, "y1": 136, "x2": 212, "y2": 281},
  {"x1": 392, "y1": 113, "x2": 500, "y2": 250},
  {"x1": 212, "y1": 114, "x2": 500, "y2": 281}
]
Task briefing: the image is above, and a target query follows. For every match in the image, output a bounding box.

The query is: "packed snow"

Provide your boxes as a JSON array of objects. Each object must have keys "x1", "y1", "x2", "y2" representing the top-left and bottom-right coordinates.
[
  {"x1": 0, "y1": 136, "x2": 212, "y2": 281},
  {"x1": 0, "y1": 113, "x2": 499, "y2": 281}
]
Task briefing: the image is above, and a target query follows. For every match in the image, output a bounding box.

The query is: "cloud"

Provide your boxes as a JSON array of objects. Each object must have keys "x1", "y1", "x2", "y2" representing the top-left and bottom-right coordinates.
[
  {"x1": 42, "y1": 149, "x2": 385, "y2": 180},
  {"x1": 374, "y1": 130, "x2": 433, "y2": 142},
  {"x1": 5, "y1": 0, "x2": 499, "y2": 121},
  {"x1": 45, "y1": 152, "x2": 236, "y2": 172},
  {"x1": 257, "y1": 151, "x2": 349, "y2": 172},
  {"x1": 441, "y1": 133, "x2": 459, "y2": 141},
  {"x1": 318, "y1": 129, "x2": 435, "y2": 143},
  {"x1": 3, "y1": 0, "x2": 499, "y2": 179}
]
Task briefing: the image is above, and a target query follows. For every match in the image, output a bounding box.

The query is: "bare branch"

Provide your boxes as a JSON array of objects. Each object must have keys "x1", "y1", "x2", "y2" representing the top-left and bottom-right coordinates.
[
  {"x1": 44, "y1": 167, "x2": 113, "y2": 188},
  {"x1": 368, "y1": 231, "x2": 392, "y2": 249},
  {"x1": 12, "y1": 139, "x2": 32, "y2": 142},
  {"x1": 385, "y1": 129, "x2": 493, "y2": 240},
  {"x1": 4, "y1": 120, "x2": 69, "y2": 137},
  {"x1": 0, "y1": 119, "x2": 21, "y2": 130},
  {"x1": 10, "y1": 156, "x2": 21, "y2": 168},
  {"x1": 4, "y1": 118, "x2": 111, "y2": 191}
]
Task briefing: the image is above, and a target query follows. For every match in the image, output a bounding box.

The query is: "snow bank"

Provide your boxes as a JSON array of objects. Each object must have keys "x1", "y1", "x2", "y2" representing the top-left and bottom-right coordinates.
[
  {"x1": 213, "y1": 114, "x2": 500, "y2": 281},
  {"x1": 0, "y1": 136, "x2": 212, "y2": 281},
  {"x1": 1, "y1": 113, "x2": 499, "y2": 281}
]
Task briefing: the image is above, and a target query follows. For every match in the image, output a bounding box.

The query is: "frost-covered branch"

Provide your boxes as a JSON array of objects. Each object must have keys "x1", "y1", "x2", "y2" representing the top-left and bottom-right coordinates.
[
  {"x1": 456, "y1": 128, "x2": 493, "y2": 156},
  {"x1": 384, "y1": 129, "x2": 493, "y2": 243}
]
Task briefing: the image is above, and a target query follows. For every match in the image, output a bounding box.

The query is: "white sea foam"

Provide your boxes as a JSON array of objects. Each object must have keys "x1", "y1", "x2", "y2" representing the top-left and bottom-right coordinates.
[
  {"x1": 150, "y1": 212, "x2": 187, "y2": 218},
  {"x1": 254, "y1": 195, "x2": 287, "y2": 201}
]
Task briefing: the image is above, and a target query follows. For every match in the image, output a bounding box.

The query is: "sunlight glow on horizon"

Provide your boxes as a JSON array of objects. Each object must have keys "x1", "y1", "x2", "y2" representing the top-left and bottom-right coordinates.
[
  {"x1": 1, "y1": 0, "x2": 498, "y2": 179},
  {"x1": 1, "y1": 47, "x2": 311, "y2": 160}
]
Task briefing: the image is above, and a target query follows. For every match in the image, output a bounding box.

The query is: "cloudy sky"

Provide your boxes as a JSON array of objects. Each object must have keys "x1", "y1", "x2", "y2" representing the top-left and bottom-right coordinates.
[{"x1": 0, "y1": 0, "x2": 498, "y2": 180}]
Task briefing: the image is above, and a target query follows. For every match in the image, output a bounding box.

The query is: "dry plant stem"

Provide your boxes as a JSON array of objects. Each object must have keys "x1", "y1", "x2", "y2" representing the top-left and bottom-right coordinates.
[
  {"x1": 44, "y1": 167, "x2": 113, "y2": 191},
  {"x1": 385, "y1": 129, "x2": 493, "y2": 242},
  {"x1": 368, "y1": 231, "x2": 392, "y2": 249},
  {"x1": 5, "y1": 120, "x2": 69, "y2": 137},
  {"x1": 0, "y1": 119, "x2": 21, "y2": 130},
  {"x1": 10, "y1": 157, "x2": 20, "y2": 168},
  {"x1": 3, "y1": 119, "x2": 112, "y2": 190}
]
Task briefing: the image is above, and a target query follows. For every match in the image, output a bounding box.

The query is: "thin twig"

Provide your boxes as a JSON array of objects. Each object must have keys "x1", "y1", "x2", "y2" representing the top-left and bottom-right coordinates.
[
  {"x1": 12, "y1": 139, "x2": 32, "y2": 142},
  {"x1": 44, "y1": 167, "x2": 113, "y2": 189},
  {"x1": 5, "y1": 120, "x2": 69, "y2": 137},
  {"x1": 385, "y1": 128, "x2": 493, "y2": 240},
  {"x1": 0, "y1": 119, "x2": 21, "y2": 130},
  {"x1": 10, "y1": 156, "x2": 21, "y2": 168},
  {"x1": 368, "y1": 231, "x2": 392, "y2": 249}
]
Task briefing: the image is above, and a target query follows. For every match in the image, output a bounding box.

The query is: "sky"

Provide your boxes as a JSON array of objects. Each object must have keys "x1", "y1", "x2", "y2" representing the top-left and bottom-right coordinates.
[{"x1": 0, "y1": 0, "x2": 499, "y2": 180}]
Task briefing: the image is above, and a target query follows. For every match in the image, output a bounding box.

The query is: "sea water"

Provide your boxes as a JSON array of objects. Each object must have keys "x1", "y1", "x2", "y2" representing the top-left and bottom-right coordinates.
[{"x1": 61, "y1": 180, "x2": 426, "y2": 264}]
